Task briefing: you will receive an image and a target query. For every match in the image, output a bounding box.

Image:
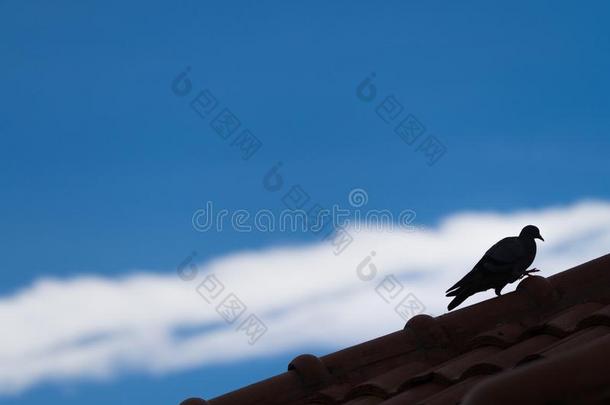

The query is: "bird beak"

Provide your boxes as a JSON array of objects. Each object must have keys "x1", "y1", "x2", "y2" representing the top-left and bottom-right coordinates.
[{"x1": 538, "y1": 235, "x2": 544, "y2": 241}]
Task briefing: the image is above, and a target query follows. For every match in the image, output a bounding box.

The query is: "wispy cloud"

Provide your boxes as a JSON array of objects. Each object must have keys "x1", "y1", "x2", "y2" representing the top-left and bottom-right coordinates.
[{"x1": 2, "y1": 200, "x2": 610, "y2": 395}]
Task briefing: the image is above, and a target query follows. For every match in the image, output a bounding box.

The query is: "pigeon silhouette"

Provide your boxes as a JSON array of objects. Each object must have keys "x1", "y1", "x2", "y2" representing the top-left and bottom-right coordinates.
[{"x1": 446, "y1": 225, "x2": 544, "y2": 311}]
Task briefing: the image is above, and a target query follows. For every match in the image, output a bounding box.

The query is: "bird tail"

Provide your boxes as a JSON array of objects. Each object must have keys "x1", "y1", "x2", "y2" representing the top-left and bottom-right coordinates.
[
  {"x1": 447, "y1": 292, "x2": 470, "y2": 311},
  {"x1": 445, "y1": 280, "x2": 463, "y2": 294},
  {"x1": 445, "y1": 266, "x2": 477, "y2": 294}
]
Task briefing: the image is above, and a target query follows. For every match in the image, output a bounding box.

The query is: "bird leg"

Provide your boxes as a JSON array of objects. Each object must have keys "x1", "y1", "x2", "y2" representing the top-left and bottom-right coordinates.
[{"x1": 519, "y1": 268, "x2": 540, "y2": 279}]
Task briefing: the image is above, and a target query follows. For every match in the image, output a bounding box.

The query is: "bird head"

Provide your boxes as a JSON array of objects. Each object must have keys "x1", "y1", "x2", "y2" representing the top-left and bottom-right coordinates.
[{"x1": 520, "y1": 225, "x2": 544, "y2": 241}]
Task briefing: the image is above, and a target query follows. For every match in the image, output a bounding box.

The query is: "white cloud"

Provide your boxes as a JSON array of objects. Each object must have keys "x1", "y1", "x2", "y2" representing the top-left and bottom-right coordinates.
[{"x1": 1, "y1": 200, "x2": 610, "y2": 395}]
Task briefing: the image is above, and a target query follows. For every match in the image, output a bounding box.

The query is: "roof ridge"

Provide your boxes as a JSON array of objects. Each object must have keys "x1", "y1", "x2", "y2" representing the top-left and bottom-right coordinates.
[{"x1": 183, "y1": 253, "x2": 610, "y2": 405}]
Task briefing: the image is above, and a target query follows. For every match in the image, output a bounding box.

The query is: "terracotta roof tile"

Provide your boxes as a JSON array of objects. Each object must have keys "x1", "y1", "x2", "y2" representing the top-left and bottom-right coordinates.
[
  {"x1": 479, "y1": 333, "x2": 558, "y2": 369},
  {"x1": 352, "y1": 361, "x2": 428, "y2": 395},
  {"x1": 542, "y1": 302, "x2": 604, "y2": 335},
  {"x1": 377, "y1": 382, "x2": 445, "y2": 405},
  {"x1": 578, "y1": 303, "x2": 610, "y2": 328},
  {"x1": 342, "y1": 383, "x2": 388, "y2": 402},
  {"x1": 467, "y1": 322, "x2": 526, "y2": 349},
  {"x1": 307, "y1": 383, "x2": 351, "y2": 403},
  {"x1": 463, "y1": 334, "x2": 610, "y2": 405},
  {"x1": 424, "y1": 346, "x2": 500, "y2": 382},
  {"x1": 341, "y1": 397, "x2": 384, "y2": 405},
  {"x1": 539, "y1": 325, "x2": 610, "y2": 356},
  {"x1": 422, "y1": 376, "x2": 486, "y2": 405},
  {"x1": 193, "y1": 253, "x2": 610, "y2": 405}
]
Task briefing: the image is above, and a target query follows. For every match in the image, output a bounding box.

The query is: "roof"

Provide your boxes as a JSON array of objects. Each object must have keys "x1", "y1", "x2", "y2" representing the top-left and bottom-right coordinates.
[{"x1": 181, "y1": 253, "x2": 610, "y2": 405}]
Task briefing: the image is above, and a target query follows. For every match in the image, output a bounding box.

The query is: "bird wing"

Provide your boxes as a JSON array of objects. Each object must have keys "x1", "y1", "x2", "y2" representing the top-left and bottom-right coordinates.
[
  {"x1": 445, "y1": 237, "x2": 525, "y2": 294},
  {"x1": 480, "y1": 237, "x2": 525, "y2": 271}
]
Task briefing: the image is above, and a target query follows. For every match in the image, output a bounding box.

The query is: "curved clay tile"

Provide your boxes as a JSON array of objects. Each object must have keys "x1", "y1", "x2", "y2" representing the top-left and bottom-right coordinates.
[
  {"x1": 463, "y1": 334, "x2": 610, "y2": 405},
  {"x1": 191, "y1": 254, "x2": 610, "y2": 405}
]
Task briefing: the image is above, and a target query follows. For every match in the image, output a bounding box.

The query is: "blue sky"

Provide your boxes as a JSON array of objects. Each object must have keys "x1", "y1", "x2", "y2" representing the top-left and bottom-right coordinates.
[{"x1": 2, "y1": 1, "x2": 610, "y2": 404}]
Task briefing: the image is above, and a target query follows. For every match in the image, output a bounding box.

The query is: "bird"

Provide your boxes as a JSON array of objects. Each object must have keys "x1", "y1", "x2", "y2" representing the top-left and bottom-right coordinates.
[{"x1": 446, "y1": 225, "x2": 544, "y2": 311}]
